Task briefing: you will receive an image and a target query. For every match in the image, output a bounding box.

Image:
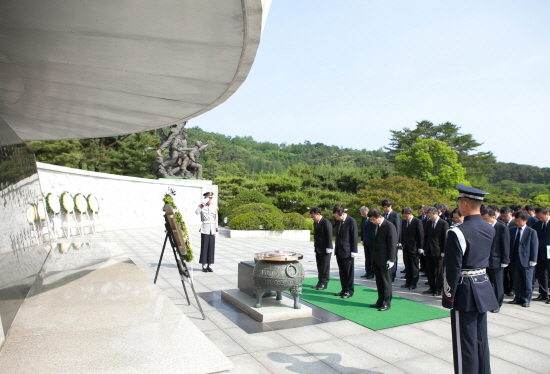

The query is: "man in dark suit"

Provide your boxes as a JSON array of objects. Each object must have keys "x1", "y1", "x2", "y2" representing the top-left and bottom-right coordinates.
[
  {"x1": 360, "y1": 206, "x2": 374, "y2": 279},
  {"x1": 381, "y1": 199, "x2": 400, "y2": 282},
  {"x1": 481, "y1": 207, "x2": 510, "y2": 312},
  {"x1": 500, "y1": 206, "x2": 516, "y2": 296},
  {"x1": 418, "y1": 205, "x2": 429, "y2": 273},
  {"x1": 508, "y1": 211, "x2": 539, "y2": 307},
  {"x1": 443, "y1": 184, "x2": 499, "y2": 374},
  {"x1": 332, "y1": 206, "x2": 358, "y2": 299},
  {"x1": 533, "y1": 207, "x2": 550, "y2": 303},
  {"x1": 368, "y1": 208, "x2": 397, "y2": 311},
  {"x1": 400, "y1": 207, "x2": 424, "y2": 290},
  {"x1": 525, "y1": 205, "x2": 538, "y2": 228},
  {"x1": 423, "y1": 206, "x2": 449, "y2": 296},
  {"x1": 310, "y1": 207, "x2": 333, "y2": 290}
]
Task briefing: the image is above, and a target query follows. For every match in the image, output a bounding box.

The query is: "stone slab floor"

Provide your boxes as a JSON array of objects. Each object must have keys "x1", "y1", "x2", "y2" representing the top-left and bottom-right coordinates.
[{"x1": 71, "y1": 227, "x2": 550, "y2": 374}]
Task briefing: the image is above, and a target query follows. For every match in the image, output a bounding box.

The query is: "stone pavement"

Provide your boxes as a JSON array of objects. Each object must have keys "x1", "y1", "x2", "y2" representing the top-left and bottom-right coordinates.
[{"x1": 81, "y1": 227, "x2": 550, "y2": 374}]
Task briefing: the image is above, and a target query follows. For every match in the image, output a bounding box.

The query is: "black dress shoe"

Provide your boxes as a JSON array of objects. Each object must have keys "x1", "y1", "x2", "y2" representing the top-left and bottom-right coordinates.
[
  {"x1": 369, "y1": 304, "x2": 381, "y2": 308},
  {"x1": 505, "y1": 291, "x2": 514, "y2": 297},
  {"x1": 316, "y1": 285, "x2": 327, "y2": 290},
  {"x1": 202, "y1": 268, "x2": 208, "y2": 272},
  {"x1": 547, "y1": 299, "x2": 550, "y2": 304},
  {"x1": 360, "y1": 274, "x2": 368, "y2": 278},
  {"x1": 490, "y1": 308, "x2": 500, "y2": 313},
  {"x1": 341, "y1": 292, "x2": 353, "y2": 299},
  {"x1": 424, "y1": 281, "x2": 429, "y2": 285},
  {"x1": 366, "y1": 275, "x2": 374, "y2": 279},
  {"x1": 409, "y1": 285, "x2": 417, "y2": 290},
  {"x1": 508, "y1": 299, "x2": 522, "y2": 304},
  {"x1": 423, "y1": 289, "x2": 435, "y2": 294},
  {"x1": 207, "y1": 267, "x2": 213, "y2": 272},
  {"x1": 522, "y1": 303, "x2": 530, "y2": 308},
  {"x1": 533, "y1": 295, "x2": 549, "y2": 301},
  {"x1": 400, "y1": 269, "x2": 406, "y2": 273},
  {"x1": 312, "y1": 285, "x2": 320, "y2": 289},
  {"x1": 434, "y1": 290, "x2": 441, "y2": 296},
  {"x1": 334, "y1": 292, "x2": 344, "y2": 296},
  {"x1": 378, "y1": 305, "x2": 390, "y2": 311},
  {"x1": 400, "y1": 284, "x2": 411, "y2": 288}
]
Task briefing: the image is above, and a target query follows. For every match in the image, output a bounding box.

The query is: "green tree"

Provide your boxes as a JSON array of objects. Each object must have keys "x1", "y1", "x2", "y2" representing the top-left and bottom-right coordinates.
[
  {"x1": 387, "y1": 120, "x2": 496, "y2": 178},
  {"x1": 394, "y1": 139, "x2": 467, "y2": 195}
]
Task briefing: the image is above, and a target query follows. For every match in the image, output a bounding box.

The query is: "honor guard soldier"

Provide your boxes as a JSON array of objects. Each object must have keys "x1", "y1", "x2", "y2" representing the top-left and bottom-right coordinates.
[
  {"x1": 196, "y1": 192, "x2": 218, "y2": 272},
  {"x1": 443, "y1": 184, "x2": 499, "y2": 374}
]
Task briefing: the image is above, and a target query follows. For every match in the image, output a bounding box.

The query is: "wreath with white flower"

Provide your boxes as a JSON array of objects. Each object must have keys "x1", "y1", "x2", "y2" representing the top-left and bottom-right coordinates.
[
  {"x1": 60, "y1": 192, "x2": 75, "y2": 213},
  {"x1": 162, "y1": 193, "x2": 194, "y2": 262},
  {"x1": 26, "y1": 205, "x2": 37, "y2": 223},
  {"x1": 74, "y1": 193, "x2": 88, "y2": 214},
  {"x1": 45, "y1": 193, "x2": 61, "y2": 214},
  {"x1": 87, "y1": 194, "x2": 100, "y2": 213},
  {"x1": 36, "y1": 200, "x2": 46, "y2": 220}
]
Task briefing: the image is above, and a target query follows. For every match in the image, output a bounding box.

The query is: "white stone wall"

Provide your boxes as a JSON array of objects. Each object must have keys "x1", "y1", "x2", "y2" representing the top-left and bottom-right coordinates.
[{"x1": 37, "y1": 163, "x2": 218, "y2": 232}]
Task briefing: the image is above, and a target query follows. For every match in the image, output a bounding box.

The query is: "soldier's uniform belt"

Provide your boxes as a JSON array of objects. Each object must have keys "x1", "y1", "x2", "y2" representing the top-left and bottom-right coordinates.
[{"x1": 460, "y1": 268, "x2": 486, "y2": 277}]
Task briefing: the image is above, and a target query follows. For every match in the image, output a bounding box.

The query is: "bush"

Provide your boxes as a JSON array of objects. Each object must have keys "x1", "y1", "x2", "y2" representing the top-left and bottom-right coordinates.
[
  {"x1": 282, "y1": 213, "x2": 310, "y2": 230},
  {"x1": 224, "y1": 189, "x2": 272, "y2": 216},
  {"x1": 230, "y1": 211, "x2": 284, "y2": 231},
  {"x1": 228, "y1": 203, "x2": 282, "y2": 222}
]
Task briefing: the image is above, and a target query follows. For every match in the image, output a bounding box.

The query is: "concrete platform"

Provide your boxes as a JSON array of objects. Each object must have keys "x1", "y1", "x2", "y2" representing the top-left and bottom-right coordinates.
[
  {"x1": 0, "y1": 242, "x2": 232, "y2": 374},
  {"x1": 221, "y1": 289, "x2": 312, "y2": 323}
]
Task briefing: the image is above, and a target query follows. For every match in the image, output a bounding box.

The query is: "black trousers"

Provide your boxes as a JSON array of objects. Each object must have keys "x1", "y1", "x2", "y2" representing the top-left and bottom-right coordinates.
[
  {"x1": 420, "y1": 254, "x2": 426, "y2": 272},
  {"x1": 511, "y1": 256, "x2": 534, "y2": 304},
  {"x1": 426, "y1": 255, "x2": 443, "y2": 290},
  {"x1": 450, "y1": 310, "x2": 491, "y2": 374},
  {"x1": 373, "y1": 263, "x2": 393, "y2": 307},
  {"x1": 403, "y1": 249, "x2": 419, "y2": 286},
  {"x1": 315, "y1": 251, "x2": 332, "y2": 286},
  {"x1": 199, "y1": 233, "x2": 215, "y2": 264},
  {"x1": 535, "y1": 258, "x2": 550, "y2": 297},
  {"x1": 503, "y1": 266, "x2": 513, "y2": 294},
  {"x1": 363, "y1": 245, "x2": 373, "y2": 276},
  {"x1": 336, "y1": 255, "x2": 354, "y2": 294},
  {"x1": 487, "y1": 267, "x2": 504, "y2": 307},
  {"x1": 391, "y1": 249, "x2": 398, "y2": 282}
]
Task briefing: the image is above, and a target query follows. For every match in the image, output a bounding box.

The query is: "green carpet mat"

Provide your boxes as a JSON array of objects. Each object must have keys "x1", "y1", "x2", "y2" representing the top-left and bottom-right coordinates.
[{"x1": 287, "y1": 277, "x2": 449, "y2": 330}]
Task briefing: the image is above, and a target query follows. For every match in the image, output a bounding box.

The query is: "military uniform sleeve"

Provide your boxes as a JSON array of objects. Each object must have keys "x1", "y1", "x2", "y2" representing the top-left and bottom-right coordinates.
[{"x1": 442, "y1": 230, "x2": 462, "y2": 310}]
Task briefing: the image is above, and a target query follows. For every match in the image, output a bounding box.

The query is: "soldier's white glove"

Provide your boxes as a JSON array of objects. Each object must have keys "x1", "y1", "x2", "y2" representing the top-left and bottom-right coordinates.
[
  {"x1": 501, "y1": 263, "x2": 508, "y2": 268},
  {"x1": 326, "y1": 248, "x2": 332, "y2": 254},
  {"x1": 418, "y1": 248, "x2": 424, "y2": 255},
  {"x1": 529, "y1": 261, "x2": 537, "y2": 267},
  {"x1": 440, "y1": 253, "x2": 445, "y2": 258},
  {"x1": 351, "y1": 252, "x2": 358, "y2": 258},
  {"x1": 386, "y1": 261, "x2": 394, "y2": 269}
]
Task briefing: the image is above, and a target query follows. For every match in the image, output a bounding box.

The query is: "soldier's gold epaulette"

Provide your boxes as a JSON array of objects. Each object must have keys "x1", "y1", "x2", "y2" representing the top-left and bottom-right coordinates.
[{"x1": 216, "y1": 206, "x2": 219, "y2": 211}]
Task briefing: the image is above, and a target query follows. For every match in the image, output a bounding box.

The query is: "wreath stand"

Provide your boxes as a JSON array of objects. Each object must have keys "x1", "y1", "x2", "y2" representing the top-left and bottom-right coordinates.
[{"x1": 154, "y1": 213, "x2": 206, "y2": 320}]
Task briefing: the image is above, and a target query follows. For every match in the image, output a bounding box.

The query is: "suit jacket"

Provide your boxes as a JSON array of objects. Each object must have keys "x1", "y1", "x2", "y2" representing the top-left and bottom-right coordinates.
[
  {"x1": 384, "y1": 210, "x2": 401, "y2": 241},
  {"x1": 424, "y1": 218, "x2": 449, "y2": 256},
  {"x1": 534, "y1": 220, "x2": 550, "y2": 260},
  {"x1": 372, "y1": 219, "x2": 398, "y2": 266},
  {"x1": 334, "y1": 215, "x2": 358, "y2": 258},
  {"x1": 527, "y1": 215, "x2": 538, "y2": 228},
  {"x1": 502, "y1": 220, "x2": 517, "y2": 229},
  {"x1": 488, "y1": 221, "x2": 510, "y2": 269},
  {"x1": 401, "y1": 217, "x2": 424, "y2": 254},
  {"x1": 361, "y1": 216, "x2": 373, "y2": 249},
  {"x1": 509, "y1": 225, "x2": 538, "y2": 267},
  {"x1": 313, "y1": 217, "x2": 333, "y2": 254}
]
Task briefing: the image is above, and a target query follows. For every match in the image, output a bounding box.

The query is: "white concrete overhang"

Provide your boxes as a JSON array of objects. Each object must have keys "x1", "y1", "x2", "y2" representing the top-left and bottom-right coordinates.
[{"x1": 0, "y1": 0, "x2": 270, "y2": 141}]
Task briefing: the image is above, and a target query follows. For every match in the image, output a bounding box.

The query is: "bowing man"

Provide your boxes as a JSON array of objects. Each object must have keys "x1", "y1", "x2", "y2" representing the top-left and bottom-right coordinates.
[
  {"x1": 533, "y1": 207, "x2": 550, "y2": 303},
  {"x1": 332, "y1": 206, "x2": 358, "y2": 299}
]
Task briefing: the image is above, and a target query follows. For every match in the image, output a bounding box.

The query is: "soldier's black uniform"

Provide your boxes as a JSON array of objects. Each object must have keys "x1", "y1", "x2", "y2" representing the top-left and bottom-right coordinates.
[{"x1": 442, "y1": 185, "x2": 499, "y2": 374}]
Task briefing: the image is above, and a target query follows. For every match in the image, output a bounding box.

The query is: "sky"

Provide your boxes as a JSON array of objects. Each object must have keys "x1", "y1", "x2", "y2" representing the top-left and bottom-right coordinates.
[{"x1": 192, "y1": 1, "x2": 550, "y2": 168}]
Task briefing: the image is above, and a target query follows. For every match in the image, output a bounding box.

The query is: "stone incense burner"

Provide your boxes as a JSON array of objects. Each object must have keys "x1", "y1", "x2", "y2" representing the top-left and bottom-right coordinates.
[{"x1": 252, "y1": 250, "x2": 304, "y2": 309}]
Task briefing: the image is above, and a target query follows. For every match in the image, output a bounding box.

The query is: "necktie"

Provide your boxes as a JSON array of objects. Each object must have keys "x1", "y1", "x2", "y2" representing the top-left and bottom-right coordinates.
[
  {"x1": 432, "y1": 221, "x2": 436, "y2": 230},
  {"x1": 384, "y1": 213, "x2": 388, "y2": 219},
  {"x1": 513, "y1": 227, "x2": 522, "y2": 254},
  {"x1": 375, "y1": 224, "x2": 379, "y2": 236},
  {"x1": 407, "y1": 221, "x2": 410, "y2": 228},
  {"x1": 543, "y1": 221, "x2": 547, "y2": 233}
]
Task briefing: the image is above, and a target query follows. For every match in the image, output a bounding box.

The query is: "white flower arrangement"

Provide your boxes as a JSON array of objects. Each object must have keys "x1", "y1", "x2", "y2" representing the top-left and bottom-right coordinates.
[
  {"x1": 45, "y1": 193, "x2": 61, "y2": 214},
  {"x1": 36, "y1": 200, "x2": 47, "y2": 220},
  {"x1": 87, "y1": 194, "x2": 100, "y2": 213},
  {"x1": 26, "y1": 205, "x2": 37, "y2": 223},
  {"x1": 74, "y1": 193, "x2": 88, "y2": 214},
  {"x1": 60, "y1": 192, "x2": 75, "y2": 213}
]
